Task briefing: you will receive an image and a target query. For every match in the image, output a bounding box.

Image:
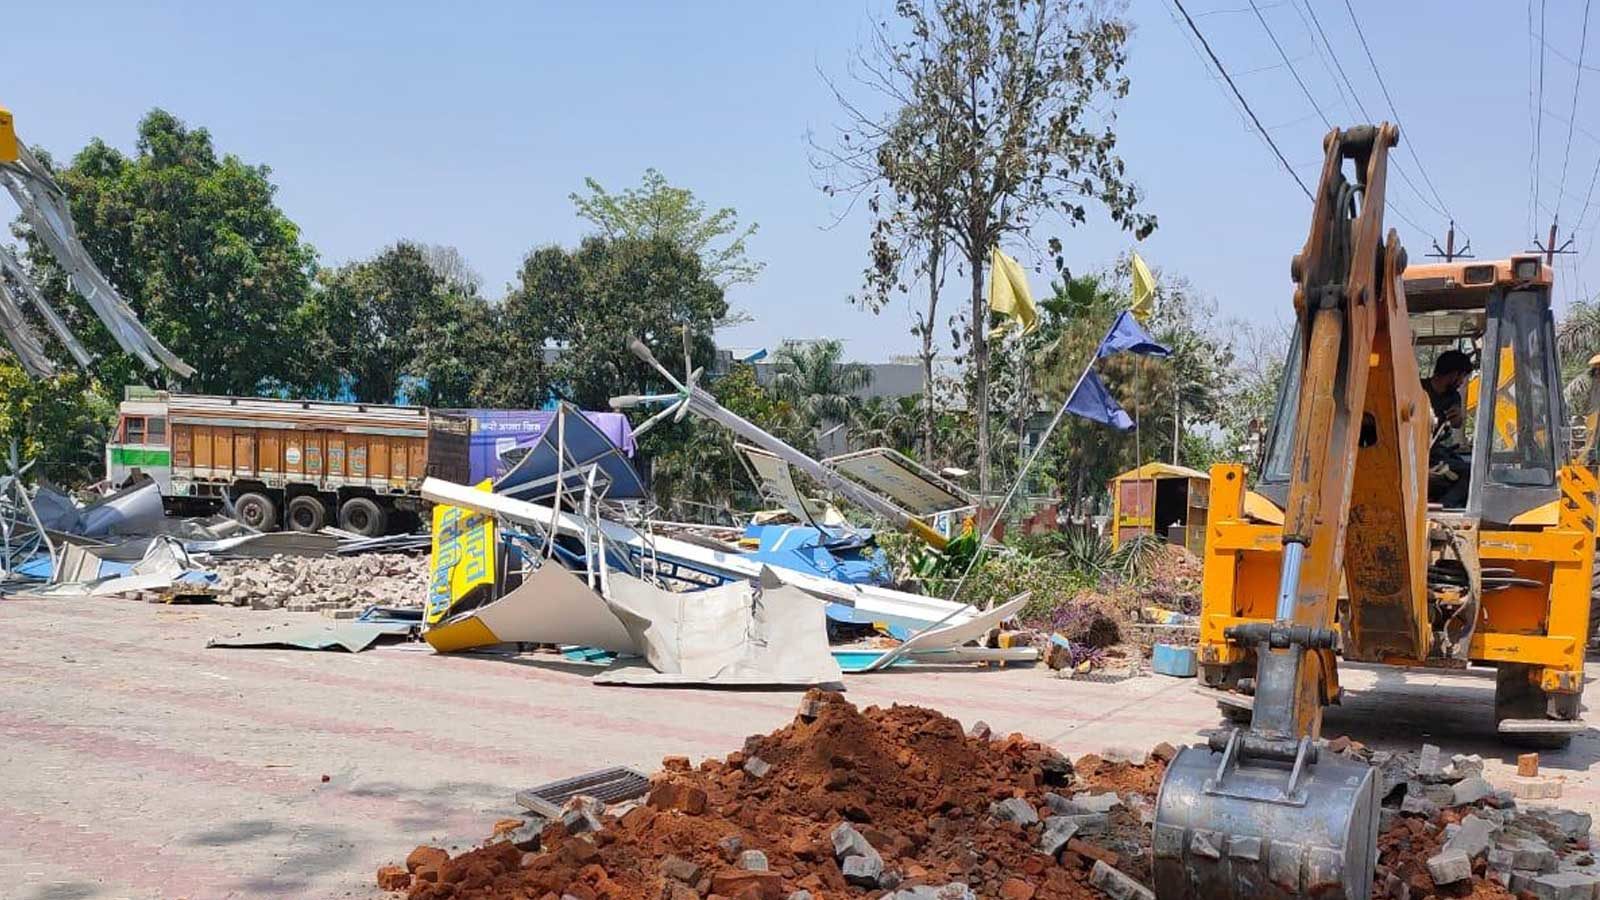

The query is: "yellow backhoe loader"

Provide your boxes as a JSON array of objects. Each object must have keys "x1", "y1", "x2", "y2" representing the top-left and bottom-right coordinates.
[{"x1": 1153, "y1": 124, "x2": 1596, "y2": 898}]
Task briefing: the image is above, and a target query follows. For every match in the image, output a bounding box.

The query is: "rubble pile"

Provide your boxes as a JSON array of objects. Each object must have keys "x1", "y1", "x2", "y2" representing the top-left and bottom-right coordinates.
[
  {"x1": 381, "y1": 691, "x2": 1169, "y2": 899},
  {"x1": 1361, "y1": 741, "x2": 1596, "y2": 899},
  {"x1": 214, "y1": 552, "x2": 428, "y2": 612}
]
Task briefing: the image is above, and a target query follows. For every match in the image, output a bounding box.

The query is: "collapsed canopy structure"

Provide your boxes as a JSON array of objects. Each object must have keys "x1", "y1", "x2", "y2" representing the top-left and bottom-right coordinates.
[{"x1": 0, "y1": 106, "x2": 193, "y2": 379}]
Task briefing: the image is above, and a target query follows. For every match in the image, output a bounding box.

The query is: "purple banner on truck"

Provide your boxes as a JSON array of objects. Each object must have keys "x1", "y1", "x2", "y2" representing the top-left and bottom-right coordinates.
[{"x1": 445, "y1": 409, "x2": 637, "y2": 484}]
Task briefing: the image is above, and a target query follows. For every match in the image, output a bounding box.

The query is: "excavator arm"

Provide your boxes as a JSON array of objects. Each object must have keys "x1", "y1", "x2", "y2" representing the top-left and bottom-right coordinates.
[{"x1": 1153, "y1": 124, "x2": 1427, "y2": 899}]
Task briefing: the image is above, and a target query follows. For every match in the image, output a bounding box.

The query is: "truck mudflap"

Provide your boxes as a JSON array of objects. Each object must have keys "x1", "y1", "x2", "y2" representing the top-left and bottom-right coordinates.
[{"x1": 1151, "y1": 740, "x2": 1379, "y2": 899}]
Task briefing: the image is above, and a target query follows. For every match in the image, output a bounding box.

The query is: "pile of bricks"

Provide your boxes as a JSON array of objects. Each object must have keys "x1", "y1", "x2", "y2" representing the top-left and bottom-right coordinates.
[{"x1": 213, "y1": 552, "x2": 428, "y2": 612}]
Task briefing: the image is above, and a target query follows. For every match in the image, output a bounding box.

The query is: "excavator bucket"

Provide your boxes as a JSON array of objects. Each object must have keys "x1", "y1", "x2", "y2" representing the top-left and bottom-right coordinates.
[{"x1": 1152, "y1": 739, "x2": 1379, "y2": 899}]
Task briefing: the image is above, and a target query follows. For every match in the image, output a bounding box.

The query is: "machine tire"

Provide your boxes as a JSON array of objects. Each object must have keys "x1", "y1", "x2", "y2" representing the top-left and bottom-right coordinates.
[
  {"x1": 1496, "y1": 664, "x2": 1573, "y2": 750},
  {"x1": 233, "y1": 492, "x2": 278, "y2": 532},
  {"x1": 338, "y1": 497, "x2": 387, "y2": 537},
  {"x1": 286, "y1": 495, "x2": 328, "y2": 533}
]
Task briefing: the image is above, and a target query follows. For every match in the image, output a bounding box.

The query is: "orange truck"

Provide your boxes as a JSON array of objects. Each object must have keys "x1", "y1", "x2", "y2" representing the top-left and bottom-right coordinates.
[{"x1": 106, "y1": 388, "x2": 470, "y2": 535}]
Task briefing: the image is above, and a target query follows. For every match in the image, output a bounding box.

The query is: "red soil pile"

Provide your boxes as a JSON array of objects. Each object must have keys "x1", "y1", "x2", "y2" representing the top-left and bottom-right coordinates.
[{"x1": 391, "y1": 690, "x2": 1157, "y2": 899}]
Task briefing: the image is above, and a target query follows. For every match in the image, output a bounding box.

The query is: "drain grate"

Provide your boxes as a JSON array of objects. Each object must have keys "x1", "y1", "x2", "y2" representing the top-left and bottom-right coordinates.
[{"x1": 515, "y1": 766, "x2": 652, "y2": 818}]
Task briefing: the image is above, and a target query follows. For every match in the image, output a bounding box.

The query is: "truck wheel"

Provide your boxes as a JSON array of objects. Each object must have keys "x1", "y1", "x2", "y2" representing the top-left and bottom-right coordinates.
[
  {"x1": 233, "y1": 492, "x2": 278, "y2": 531},
  {"x1": 286, "y1": 496, "x2": 328, "y2": 533},
  {"x1": 339, "y1": 497, "x2": 387, "y2": 537},
  {"x1": 1496, "y1": 664, "x2": 1573, "y2": 750}
]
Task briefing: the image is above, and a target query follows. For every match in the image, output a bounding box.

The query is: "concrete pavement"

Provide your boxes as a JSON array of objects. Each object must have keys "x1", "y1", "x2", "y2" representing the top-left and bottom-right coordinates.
[{"x1": 3, "y1": 596, "x2": 1598, "y2": 898}]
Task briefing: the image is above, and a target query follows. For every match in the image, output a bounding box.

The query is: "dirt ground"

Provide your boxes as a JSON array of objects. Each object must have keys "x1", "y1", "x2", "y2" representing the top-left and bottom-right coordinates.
[{"x1": 4, "y1": 596, "x2": 1600, "y2": 899}]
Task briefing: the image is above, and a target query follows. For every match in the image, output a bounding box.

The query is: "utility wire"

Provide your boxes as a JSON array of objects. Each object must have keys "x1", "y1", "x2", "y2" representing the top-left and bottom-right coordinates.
[
  {"x1": 1529, "y1": 0, "x2": 1542, "y2": 230},
  {"x1": 1557, "y1": 0, "x2": 1593, "y2": 222},
  {"x1": 1340, "y1": 0, "x2": 1454, "y2": 221},
  {"x1": 1301, "y1": 0, "x2": 1452, "y2": 224},
  {"x1": 1257, "y1": 0, "x2": 1439, "y2": 239},
  {"x1": 1172, "y1": 0, "x2": 1313, "y2": 201}
]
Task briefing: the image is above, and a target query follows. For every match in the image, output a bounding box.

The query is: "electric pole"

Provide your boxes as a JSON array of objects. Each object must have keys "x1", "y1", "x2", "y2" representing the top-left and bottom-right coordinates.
[
  {"x1": 1426, "y1": 221, "x2": 1473, "y2": 261},
  {"x1": 1529, "y1": 218, "x2": 1576, "y2": 267}
]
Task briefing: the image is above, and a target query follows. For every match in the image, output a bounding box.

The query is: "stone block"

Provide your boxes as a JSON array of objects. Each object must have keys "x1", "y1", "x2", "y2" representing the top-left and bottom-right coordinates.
[
  {"x1": 1427, "y1": 850, "x2": 1472, "y2": 885},
  {"x1": 1089, "y1": 860, "x2": 1155, "y2": 900}
]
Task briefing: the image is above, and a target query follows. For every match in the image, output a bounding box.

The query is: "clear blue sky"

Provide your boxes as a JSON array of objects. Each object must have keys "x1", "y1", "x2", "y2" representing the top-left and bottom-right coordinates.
[{"x1": 5, "y1": 1, "x2": 1596, "y2": 361}]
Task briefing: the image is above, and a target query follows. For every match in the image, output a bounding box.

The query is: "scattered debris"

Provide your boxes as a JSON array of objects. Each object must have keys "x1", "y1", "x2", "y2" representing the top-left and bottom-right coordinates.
[
  {"x1": 213, "y1": 552, "x2": 429, "y2": 611},
  {"x1": 381, "y1": 691, "x2": 1145, "y2": 899}
]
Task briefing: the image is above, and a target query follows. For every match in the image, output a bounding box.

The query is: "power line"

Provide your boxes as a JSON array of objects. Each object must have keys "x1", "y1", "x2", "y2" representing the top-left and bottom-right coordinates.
[
  {"x1": 1248, "y1": 0, "x2": 1434, "y2": 240},
  {"x1": 1249, "y1": 1, "x2": 1329, "y2": 128},
  {"x1": 1557, "y1": 0, "x2": 1593, "y2": 223},
  {"x1": 1171, "y1": 0, "x2": 1313, "y2": 201},
  {"x1": 1301, "y1": 0, "x2": 1451, "y2": 224},
  {"x1": 1535, "y1": 0, "x2": 1549, "y2": 232},
  {"x1": 1340, "y1": 0, "x2": 1454, "y2": 221}
]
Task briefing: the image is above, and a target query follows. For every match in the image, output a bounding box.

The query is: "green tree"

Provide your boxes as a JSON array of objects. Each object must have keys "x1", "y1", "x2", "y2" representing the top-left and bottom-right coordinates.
[
  {"x1": 768, "y1": 339, "x2": 872, "y2": 433},
  {"x1": 499, "y1": 237, "x2": 726, "y2": 410},
  {"x1": 19, "y1": 109, "x2": 319, "y2": 395},
  {"x1": 0, "y1": 359, "x2": 114, "y2": 485},
  {"x1": 853, "y1": 394, "x2": 923, "y2": 455},
  {"x1": 305, "y1": 242, "x2": 491, "y2": 405},
  {"x1": 570, "y1": 169, "x2": 762, "y2": 288},
  {"x1": 824, "y1": 0, "x2": 1155, "y2": 498}
]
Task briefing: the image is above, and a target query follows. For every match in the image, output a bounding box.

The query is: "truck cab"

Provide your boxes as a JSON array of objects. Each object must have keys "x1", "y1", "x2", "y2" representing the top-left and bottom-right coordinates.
[{"x1": 106, "y1": 394, "x2": 173, "y2": 492}]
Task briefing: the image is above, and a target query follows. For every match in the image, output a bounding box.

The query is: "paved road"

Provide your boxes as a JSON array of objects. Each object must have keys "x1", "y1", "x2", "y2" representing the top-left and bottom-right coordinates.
[{"x1": 3, "y1": 596, "x2": 1598, "y2": 898}]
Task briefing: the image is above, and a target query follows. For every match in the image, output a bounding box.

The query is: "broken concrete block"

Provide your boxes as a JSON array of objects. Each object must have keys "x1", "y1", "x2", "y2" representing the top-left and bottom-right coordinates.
[
  {"x1": 560, "y1": 795, "x2": 605, "y2": 834},
  {"x1": 1427, "y1": 849, "x2": 1472, "y2": 885},
  {"x1": 1422, "y1": 782, "x2": 1457, "y2": 806},
  {"x1": 1501, "y1": 837, "x2": 1559, "y2": 873},
  {"x1": 1449, "y1": 754, "x2": 1485, "y2": 779},
  {"x1": 1511, "y1": 775, "x2": 1566, "y2": 800},
  {"x1": 830, "y1": 822, "x2": 880, "y2": 863},
  {"x1": 1089, "y1": 859, "x2": 1155, "y2": 900},
  {"x1": 1526, "y1": 871, "x2": 1599, "y2": 900},
  {"x1": 718, "y1": 834, "x2": 744, "y2": 862},
  {"x1": 661, "y1": 855, "x2": 702, "y2": 884},
  {"x1": 796, "y1": 695, "x2": 824, "y2": 720},
  {"x1": 990, "y1": 797, "x2": 1039, "y2": 826},
  {"x1": 1101, "y1": 746, "x2": 1149, "y2": 766},
  {"x1": 890, "y1": 887, "x2": 977, "y2": 900},
  {"x1": 787, "y1": 892, "x2": 813, "y2": 900},
  {"x1": 1069, "y1": 792, "x2": 1123, "y2": 814},
  {"x1": 743, "y1": 756, "x2": 772, "y2": 778},
  {"x1": 1039, "y1": 820, "x2": 1079, "y2": 856},
  {"x1": 739, "y1": 849, "x2": 768, "y2": 871},
  {"x1": 1444, "y1": 814, "x2": 1499, "y2": 859},
  {"x1": 1045, "y1": 813, "x2": 1108, "y2": 835},
  {"x1": 842, "y1": 853, "x2": 884, "y2": 887},
  {"x1": 968, "y1": 720, "x2": 992, "y2": 740},
  {"x1": 1418, "y1": 743, "x2": 1443, "y2": 775},
  {"x1": 1401, "y1": 794, "x2": 1440, "y2": 818},
  {"x1": 1534, "y1": 809, "x2": 1593, "y2": 840},
  {"x1": 1453, "y1": 776, "x2": 1497, "y2": 806}
]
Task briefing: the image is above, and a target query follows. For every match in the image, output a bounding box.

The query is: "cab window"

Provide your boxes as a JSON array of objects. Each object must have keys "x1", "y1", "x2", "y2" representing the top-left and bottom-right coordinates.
[
  {"x1": 123, "y1": 416, "x2": 145, "y2": 444},
  {"x1": 147, "y1": 416, "x2": 167, "y2": 445}
]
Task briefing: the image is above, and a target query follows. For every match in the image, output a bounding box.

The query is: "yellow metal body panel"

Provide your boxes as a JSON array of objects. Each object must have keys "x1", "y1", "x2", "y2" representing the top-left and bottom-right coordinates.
[
  {"x1": 0, "y1": 107, "x2": 16, "y2": 163},
  {"x1": 1199, "y1": 464, "x2": 1597, "y2": 697},
  {"x1": 422, "y1": 615, "x2": 499, "y2": 653}
]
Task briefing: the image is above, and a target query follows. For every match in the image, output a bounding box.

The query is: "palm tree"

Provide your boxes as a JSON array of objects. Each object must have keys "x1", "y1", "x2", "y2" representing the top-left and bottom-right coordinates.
[
  {"x1": 769, "y1": 339, "x2": 873, "y2": 434},
  {"x1": 852, "y1": 394, "x2": 922, "y2": 453},
  {"x1": 1558, "y1": 299, "x2": 1600, "y2": 411}
]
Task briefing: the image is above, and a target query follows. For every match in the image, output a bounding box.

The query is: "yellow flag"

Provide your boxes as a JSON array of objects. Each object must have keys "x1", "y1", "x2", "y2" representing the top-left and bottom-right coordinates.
[
  {"x1": 988, "y1": 247, "x2": 1038, "y2": 338},
  {"x1": 1130, "y1": 252, "x2": 1156, "y2": 324}
]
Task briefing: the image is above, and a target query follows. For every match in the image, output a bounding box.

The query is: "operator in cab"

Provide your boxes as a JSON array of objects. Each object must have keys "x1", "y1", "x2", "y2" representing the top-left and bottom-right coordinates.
[{"x1": 1424, "y1": 349, "x2": 1474, "y2": 507}]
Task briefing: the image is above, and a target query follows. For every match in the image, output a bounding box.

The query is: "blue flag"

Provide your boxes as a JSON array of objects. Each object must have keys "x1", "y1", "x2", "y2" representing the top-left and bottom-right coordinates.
[
  {"x1": 1063, "y1": 311, "x2": 1171, "y2": 431},
  {"x1": 1065, "y1": 370, "x2": 1135, "y2": 431},
  {"x1": 1096, "y1": 310, "x2": 1171, "y2": 359}
]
